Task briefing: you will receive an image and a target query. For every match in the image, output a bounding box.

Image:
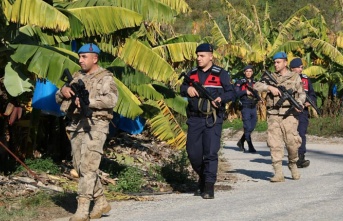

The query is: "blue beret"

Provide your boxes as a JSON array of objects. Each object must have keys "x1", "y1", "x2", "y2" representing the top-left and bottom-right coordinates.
[
  {"x1": 196, "y1": 43, "x2": 213, "y2": 53},
  {"x1": 290, "y1": 58, "x2": 303, "y2": 68},
  {"x1": 78, "y1": 43, "x2": 100, "y2": 54},
  {"x1": 273, "y1": 52, "x2": 287, "y2": 60},
  {"x1": 243, "y1": 65, "x2": 254, "y2": 71}
]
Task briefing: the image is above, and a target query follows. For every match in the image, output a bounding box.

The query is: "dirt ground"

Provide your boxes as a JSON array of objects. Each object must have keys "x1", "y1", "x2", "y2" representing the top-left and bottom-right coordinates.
[{"x1": 1, "y1": 128, "x2": 342, "y2": 221}]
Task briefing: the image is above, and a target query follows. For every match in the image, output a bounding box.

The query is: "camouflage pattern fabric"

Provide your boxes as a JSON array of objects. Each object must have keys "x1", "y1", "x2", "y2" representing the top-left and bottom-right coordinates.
[
  {"x1": 267, "y1": 115, "x2": 302, "y2": 164},
  {"x1": 69, "y1": 130, "x2": 106, "y2": 200},
  {"x1": 56, "y1": 67, "x2": 118, "y2": 200}
]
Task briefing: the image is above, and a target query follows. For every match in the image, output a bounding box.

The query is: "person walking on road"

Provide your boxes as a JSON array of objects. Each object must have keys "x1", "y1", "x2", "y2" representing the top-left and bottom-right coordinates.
[
  {"x1": 56, "y1": 43, "x2": 118, "y2": 221},
  {"x1": 180, "y1": 43, "x2": 236, "y2": 199},
  {"x1": 290, "y1": 58, "x2": 316, "y2": 168},
  {"x1": 235, "y1": 65, "x2": 258, "y2": 153},
  {"x1": 254, "y1": 52, "x2": 306, "y2": 182}
]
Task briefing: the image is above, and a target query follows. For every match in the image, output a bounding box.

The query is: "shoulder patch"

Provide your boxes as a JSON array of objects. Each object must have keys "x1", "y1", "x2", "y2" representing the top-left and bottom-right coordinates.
[{"x1": 240, "y1": 78, "x2": 247, "y2": 83}]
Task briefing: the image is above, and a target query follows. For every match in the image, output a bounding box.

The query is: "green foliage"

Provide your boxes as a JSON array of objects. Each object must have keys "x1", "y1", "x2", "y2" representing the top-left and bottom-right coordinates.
[
  {"x1": 161, "y1": 150, "x2": 192, "y2": 184},
  {"x1": 0, "y1": 192, "x2": 54, "y2": 221},
  {"x1": 307, "y1": 116, "x2": 343, "y2": 137},
  {"x1": 254, "y1": 120, "x2": 268, "y2": 132},
  {"x1": 223, "y1": 119, "x2": 267, "y2": 132},
  {"x1": 20, "y1": 191, "x2": 53, "y2": 207},
  {"x1": 147, "y1": 165, "x2": 166, "y2": 182},
  {"x1": 99, "y1": 158, "x2": 127, "y2": 177},
  {"x1": 223, "y1": 119, "x2": 243, "y2": 130},
  {"x1": 15, "y1": 158, "x2": 60, "y2": 175},
  {"x1": 114, "y1": 167, "x2": 144, "y2": 193}
]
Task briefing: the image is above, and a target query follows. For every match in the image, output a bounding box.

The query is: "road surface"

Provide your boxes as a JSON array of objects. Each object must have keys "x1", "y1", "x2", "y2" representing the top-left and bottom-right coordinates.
[{"x1": 54, "y1": 141, "x2": 343, "y2": 221}]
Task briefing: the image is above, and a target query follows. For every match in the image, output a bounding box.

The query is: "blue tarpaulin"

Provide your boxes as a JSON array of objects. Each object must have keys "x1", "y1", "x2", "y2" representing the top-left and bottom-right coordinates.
[
  {"x1": 111, "y1": 112, "x2": 145, "y2": 135},
  {"x1": 32, "y1": 79, "x2": 64, "y2": 116}
]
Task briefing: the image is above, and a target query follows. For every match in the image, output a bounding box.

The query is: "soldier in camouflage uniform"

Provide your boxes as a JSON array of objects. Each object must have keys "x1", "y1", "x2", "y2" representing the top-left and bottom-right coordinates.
[
  {"x1": 254, "y1": 52, "x2": 306, "y2": 182},
  {"x1": 56, "y1": 43, "x2": 118, "y2": 221}
]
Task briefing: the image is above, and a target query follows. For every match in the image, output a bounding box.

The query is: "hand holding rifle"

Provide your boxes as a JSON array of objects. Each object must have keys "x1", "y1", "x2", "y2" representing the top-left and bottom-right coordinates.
[
  {"x1": 262, "y1": 70, "x2": 304, "y2": 113},
  {"x1": 60, "y1": 68, "x2": 93, "y2": 118},
  {"x1": 179, "y1": 72, "x2": 221, "y2": 108}
]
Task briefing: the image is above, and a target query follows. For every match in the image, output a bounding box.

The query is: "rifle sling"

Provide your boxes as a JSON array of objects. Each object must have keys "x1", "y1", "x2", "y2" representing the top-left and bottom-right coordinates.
[{"x1": 198, "y1": 98, "x2": 217, "y2": 127}]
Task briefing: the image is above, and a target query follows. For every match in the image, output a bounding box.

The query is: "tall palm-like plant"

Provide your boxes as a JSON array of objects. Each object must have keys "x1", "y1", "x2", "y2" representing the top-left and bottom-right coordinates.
[{"x1": 1, "y1": 0, "x2": 194, "y2": 150}]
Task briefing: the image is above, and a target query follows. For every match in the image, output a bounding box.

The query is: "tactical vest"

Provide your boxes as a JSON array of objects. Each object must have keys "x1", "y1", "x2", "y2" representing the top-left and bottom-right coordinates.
[
  {"x1": 237, "y1": 78, "x2": 256, "y2": 104},
  {"x1": 60, "y1": 68, "x2": 114, "y2": 120},
  {"x1": 187, "y1": 66, "x2": 224, "y2": 113}
]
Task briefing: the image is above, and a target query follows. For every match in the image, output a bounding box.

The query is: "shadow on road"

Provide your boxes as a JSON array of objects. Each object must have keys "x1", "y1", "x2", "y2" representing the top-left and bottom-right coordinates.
[
  {"x1": 227, "y1": 169, "x2": 272, "y2": 181},
  {"x1": 223, "y1": 145, "x2": 270, "y2": 157}
]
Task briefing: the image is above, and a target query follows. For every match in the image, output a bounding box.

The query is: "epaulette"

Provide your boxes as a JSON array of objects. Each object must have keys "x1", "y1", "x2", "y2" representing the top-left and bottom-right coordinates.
[
  {"x1": 300, "y1": 74, "x2": 308, "y2": 78},
  {"x1": 190, "y1": 67, "x2": 198, "y2": 75},
  {"x1": 211, "y1": 65, "x2": 223, "y2": 76}
]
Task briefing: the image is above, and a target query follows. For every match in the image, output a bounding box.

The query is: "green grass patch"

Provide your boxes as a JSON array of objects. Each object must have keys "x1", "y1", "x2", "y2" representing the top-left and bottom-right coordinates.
[
  {"x1": 308, "y1": 116, "x2": 343, "y2": 137},
  {"x1": 0, "y1": 192, "x2": 55, "y2": 221},
  {"x1": 15, "y1": 158, "x2": 60, "y2": 175},
  {"x1": 223, "y1": 119, "x2": 267, "y2": 132},
  {"x1": 113, "y1": 167, "x2": 144, "y2": 193}
]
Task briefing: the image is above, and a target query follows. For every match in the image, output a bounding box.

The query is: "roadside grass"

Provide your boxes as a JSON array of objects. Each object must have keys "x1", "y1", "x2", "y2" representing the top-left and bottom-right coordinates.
[
  {"x1": 222, "y1": 119, "x2": 267, "y2": 132},
  {"x1": 307, "y1": 115, "x2": 343, "y2": 137},
  {"x1": 0, "y1": 192, "x2": 61, "y2": 221},
  {"x1": 221, "y1": 116, "x2": 343, "y2": 137}
]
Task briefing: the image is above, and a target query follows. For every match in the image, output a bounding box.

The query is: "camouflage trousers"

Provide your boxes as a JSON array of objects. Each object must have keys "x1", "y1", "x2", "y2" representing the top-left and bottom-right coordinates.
[
  {"x1": 267, "y1": 115, "x2": 302, "y2": 164},
  {"x1": 69, "y1": 130, "x2": 107, "y2": 200}
]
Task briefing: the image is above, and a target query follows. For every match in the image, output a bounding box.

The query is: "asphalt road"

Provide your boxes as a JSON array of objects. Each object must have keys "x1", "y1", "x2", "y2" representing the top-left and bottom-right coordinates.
[{"x1": 54, "y1": 141, "x2": 343, "y2": 221}]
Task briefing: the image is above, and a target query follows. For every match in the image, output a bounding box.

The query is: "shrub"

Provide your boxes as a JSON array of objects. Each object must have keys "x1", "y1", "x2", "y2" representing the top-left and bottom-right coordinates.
[
  {"x1": 16, "y1": 158, "x2": 60, "y2": 175},
  {"x1": 114, "y1": 167, "x2": 144, "y2": 193}
]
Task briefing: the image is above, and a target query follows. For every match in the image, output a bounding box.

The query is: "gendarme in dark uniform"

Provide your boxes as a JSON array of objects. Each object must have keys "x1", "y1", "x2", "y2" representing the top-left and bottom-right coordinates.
[
  {"x1": 180, "y1": 43, "x2": 235, "y2": 199},
  {"x1": 235, "y1": 65, "x2": 258, "y2": 153},
  {"x1": 290, "y1": 58, "x2": 317, "y2": 168}
]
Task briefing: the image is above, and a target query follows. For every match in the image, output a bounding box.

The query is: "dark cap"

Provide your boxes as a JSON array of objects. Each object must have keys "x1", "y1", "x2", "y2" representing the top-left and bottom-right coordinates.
[
  {"x1": 195, "y1": 43, "x2": 213, "y2": 53},
  {"x1": 273, "y1": 51, "x2": 287, "y2": 60},
  {"x1": 290, "y1": 58, "x2": 303, "y2": 68},
  {"x1": 78, "y1": 43, "x2": 101, "y2": 54},
  {"x1": 243, "y1": 65, "x2": 254, "y2": 72}
]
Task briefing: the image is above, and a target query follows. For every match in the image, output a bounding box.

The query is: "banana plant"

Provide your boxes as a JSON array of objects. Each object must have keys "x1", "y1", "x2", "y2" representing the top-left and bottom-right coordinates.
[{"x1": 0, "y1": 0, "x2": 194, "y2": 151}]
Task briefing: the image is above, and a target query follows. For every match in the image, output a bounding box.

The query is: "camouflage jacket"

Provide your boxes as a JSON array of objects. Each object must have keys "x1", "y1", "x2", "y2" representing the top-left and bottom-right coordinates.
[
  {"x1": 55, "y1": 67, "x2": 118, "y2": 132},
  {"x1": 254, "y1": 70, "x2": 306, "y2": 115}
]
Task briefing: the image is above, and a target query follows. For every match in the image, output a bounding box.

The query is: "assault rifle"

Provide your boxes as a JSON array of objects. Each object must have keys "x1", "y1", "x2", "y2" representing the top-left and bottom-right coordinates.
[
  {"x1": 60, "y1": 68, "x2": 93, "y2": 118},
  {"x1": 261, "y1": 70, "x2": 303, "y2": 115},
  {"x1": 239, "y1": 79, "x2": 262, "y2": 102},
  {"x1": 306, "y1": 94, "x2": 321, "y2": 115},
  {"x1": 179, "y1": 72, "x2": 221, "y2": 107},
  {"x1": 246, "y1": 85, "x2": 262, "y2": 102}
]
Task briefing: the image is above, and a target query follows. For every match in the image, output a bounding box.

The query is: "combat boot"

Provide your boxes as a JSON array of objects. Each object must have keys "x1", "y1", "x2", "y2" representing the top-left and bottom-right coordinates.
[
  {"x1": 237, "y1": 134, "x2": 246, "y2": 152},
  {"x1": 69, "y1": 197, "x2": 90, "y2": 221},
  {"x1": 89, "y1": 195, "x2": 111, "y2": 219},
  {"x1": 247, "y1": 141, "x2": 256, "y2": 153},
  {"x1": 202, "y1": 182, "x2": 214, "y2": 199},
  {"x1": 288, "y1": 163, "x2": 300, "y2": 180},
  {"x1": 296, "y1": 153, "x2": 310, "y2": 168},
  {"x1": 194, "y1": 177, "x2": 205, "y2": 196},
  {"x1": 270, "y1": 163, "x2": 285, "y2": 182}
]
